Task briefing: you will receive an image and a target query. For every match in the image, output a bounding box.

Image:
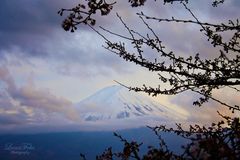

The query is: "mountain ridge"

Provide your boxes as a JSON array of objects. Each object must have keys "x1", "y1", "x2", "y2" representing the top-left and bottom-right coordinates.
[{"x1": 75, "y1": 85, "x2": 187, "y2": 123}]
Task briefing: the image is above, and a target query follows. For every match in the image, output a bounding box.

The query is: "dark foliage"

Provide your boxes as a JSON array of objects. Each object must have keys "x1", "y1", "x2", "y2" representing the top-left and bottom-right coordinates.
[{"x1": 59, "y1": 0, "x2": 240, "y2": 159}]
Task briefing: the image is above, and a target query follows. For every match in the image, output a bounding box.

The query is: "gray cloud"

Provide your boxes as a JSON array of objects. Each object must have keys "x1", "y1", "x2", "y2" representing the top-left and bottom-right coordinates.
[
  {"x1": 0, "y1": 66, "x2": 79, "y2": 126},
  {"x1": 0, "y1": 0, "x2": 137, "y2": 77},
  {"x1": 0, "y1": 0, "x2": 238, "y2": 77},
  {"x1": 0, "y1": 0, "x2": 59, "y2": 54},
  {"x1": 0, "y1": 0, "x2": 87, "y2": 57}
]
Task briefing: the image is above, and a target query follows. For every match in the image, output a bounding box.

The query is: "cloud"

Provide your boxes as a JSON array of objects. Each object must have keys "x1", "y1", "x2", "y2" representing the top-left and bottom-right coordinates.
[
  {"x1": 0, "y1": 0, "x2": 84, "y2": 57},
  {"x1": 0, "y1": 0, "x2": 137, "y2": 77},
  {"x1": 0, "y1": 66, "x2": 79, "y2": 127},
  {"x1": 0, "y1": 66, "x2": 16, "y2": 91},
  {"x1": 168, "y1": 89, "x2": 238, "y2": 124},
  {"x1": 0, "y1": 0, "x2": 238, "y2": 78}
]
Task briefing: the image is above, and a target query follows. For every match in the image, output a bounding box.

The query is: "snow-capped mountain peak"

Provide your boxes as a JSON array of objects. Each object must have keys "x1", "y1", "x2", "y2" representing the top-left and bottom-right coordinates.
[{"x1": 75, "y1": 85, "x2": 186, "y2": 122}]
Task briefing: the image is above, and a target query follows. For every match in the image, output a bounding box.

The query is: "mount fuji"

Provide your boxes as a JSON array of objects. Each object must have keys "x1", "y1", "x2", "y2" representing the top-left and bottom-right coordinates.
[
  {"x1": 75, "y1": 85, "x2": 188, "y2": 128},
  {"x1": 0, "y1": 85, "x2": 223, "y2": 133}
]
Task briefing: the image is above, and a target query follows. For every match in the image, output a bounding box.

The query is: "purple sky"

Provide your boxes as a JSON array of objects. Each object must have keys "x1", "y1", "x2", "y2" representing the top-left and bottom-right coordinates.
[{"x1": 0, "y1": 0, "x2": 239, "y2": 132}]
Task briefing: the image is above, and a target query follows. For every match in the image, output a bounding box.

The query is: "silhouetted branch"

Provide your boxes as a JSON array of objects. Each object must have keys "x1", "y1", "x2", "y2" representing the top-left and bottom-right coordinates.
[{"x1": 59, "y1": 1, "x2": 240, "y2": 159}]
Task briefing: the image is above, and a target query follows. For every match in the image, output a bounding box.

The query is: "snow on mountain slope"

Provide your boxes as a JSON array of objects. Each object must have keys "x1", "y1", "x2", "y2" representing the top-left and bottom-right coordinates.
[{"x1": 75, "y1": 85, "x2": 188, "y2": 123}]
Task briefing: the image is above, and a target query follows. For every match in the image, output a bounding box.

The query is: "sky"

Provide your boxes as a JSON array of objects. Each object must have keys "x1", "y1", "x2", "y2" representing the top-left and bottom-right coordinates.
[{"x1": 0, "y1": 0, "x2": 239, "y2": 132}]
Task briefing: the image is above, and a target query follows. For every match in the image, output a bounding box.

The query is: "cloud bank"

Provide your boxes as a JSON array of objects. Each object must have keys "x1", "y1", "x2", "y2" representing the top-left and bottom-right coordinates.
[
  {"x1": 0, "y1": 0, "x2": 239, "y2": 132},
  {"x1": 0, "y1": 66, "x2": 78, "y2": 130}
]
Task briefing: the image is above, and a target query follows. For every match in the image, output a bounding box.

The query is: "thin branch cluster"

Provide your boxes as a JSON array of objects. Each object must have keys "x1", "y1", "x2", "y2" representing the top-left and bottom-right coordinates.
[
  {"x1": 58, "y1": 0, "x2": 115, "y2": 32},
  {"x1": 58, "y1": 1, "x2": 188, "y2": 31},
  {"x1": 105, "y1": 10, "x2": 239, "y2": 112},
  {"x1": 212, "y1": 0, "x2": 225, "y2": 7},
  {"x1": 60, "y1": 0, "x2": 240, "y2": 159},
  {"x1": 59, "y1": 0, "x2": 240, "y2": 112}
]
